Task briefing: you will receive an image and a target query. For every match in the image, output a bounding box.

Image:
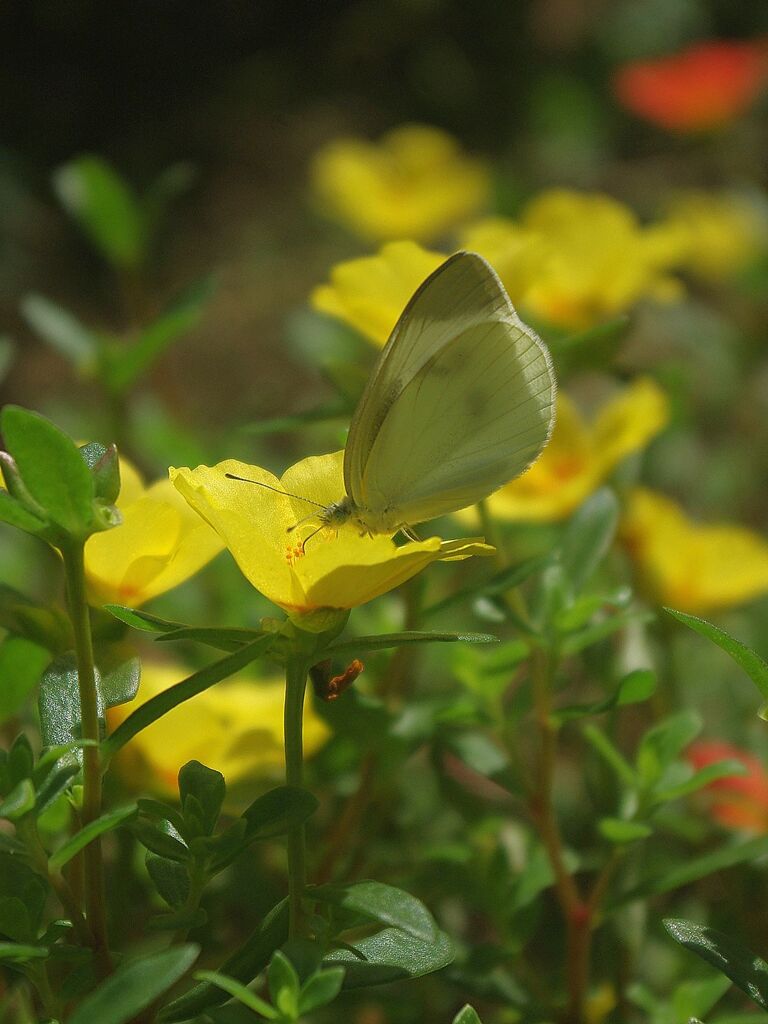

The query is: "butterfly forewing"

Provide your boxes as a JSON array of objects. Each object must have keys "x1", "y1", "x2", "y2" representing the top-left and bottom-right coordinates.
[{"x1": 344, "y1": 251, "x2": 556, "y2": 531}]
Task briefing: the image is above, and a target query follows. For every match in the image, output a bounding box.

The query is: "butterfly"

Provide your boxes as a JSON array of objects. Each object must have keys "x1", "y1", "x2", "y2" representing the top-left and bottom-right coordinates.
[{"x1": 230, "y1": 251, "x2": 556, "y2": 545}]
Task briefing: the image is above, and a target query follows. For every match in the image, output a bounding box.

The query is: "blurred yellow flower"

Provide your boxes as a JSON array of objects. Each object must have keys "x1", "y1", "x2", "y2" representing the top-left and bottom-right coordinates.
[
  {"x1": 171, "y1": 452, "x2": 492, "y2": 614},
  {"x1": 310, "y1": 124, "x2": 490, "y2": 242},
  {"x1": 108, "y1": 660, "x2": 330, "y2": 796},
  {"x1": 468, "y1": 378, "x2": 669, "y2": 523},
  {"x1": 85, "y1": 457, "x2": 224, "y2": 607},
  {"x1": 461, "y1": 190, "x2": 686, "y2": 329},
  {"x1": 621, "y1": 488, "x2": 768, "y2": 612},
  {"x1": 311, "y1": 240, "x2": 445, "y2": 345},
  {"x1": 661, "y1": 190, "x2": 768, "y2": 281}
]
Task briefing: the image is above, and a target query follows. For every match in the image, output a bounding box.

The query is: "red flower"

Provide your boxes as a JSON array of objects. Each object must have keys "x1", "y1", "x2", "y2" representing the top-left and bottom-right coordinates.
[
  {"x1": 614, "y1": 39, "x2": 768, "y2": 131},
  {"x1": 688, "y1": 740, "x2": 768, "y2": 832}
]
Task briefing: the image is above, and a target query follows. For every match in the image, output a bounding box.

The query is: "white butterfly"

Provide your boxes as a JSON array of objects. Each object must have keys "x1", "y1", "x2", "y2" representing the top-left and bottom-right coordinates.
[{"x1": 231, "y1": 251, "x2": 556, "y2": 543}]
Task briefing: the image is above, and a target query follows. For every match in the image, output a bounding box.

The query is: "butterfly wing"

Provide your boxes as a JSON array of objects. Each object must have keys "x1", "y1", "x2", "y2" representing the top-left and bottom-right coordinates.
[{"x1": 344, "y1": 251, "x2": 555, "y2": 530}]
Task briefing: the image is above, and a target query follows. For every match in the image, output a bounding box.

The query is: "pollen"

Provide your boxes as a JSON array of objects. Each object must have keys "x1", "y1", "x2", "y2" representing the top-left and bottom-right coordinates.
[{"x1": 285, "y1": 542, "x2": 306, "y2": 565}]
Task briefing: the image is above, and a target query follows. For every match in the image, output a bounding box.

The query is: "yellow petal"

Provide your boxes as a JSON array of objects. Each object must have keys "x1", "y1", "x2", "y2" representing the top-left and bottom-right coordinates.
[
  {"x1": 622, "y1": 488, "x2": 768, "y2": 612},
  {"x1": 592, "y1": 377, "x2": 669, "y2": 476},
  {"x1": 172, "y1": 452, "x2": 493, "y2": 612},
  {"x1": 108, "y1": 661, "x2": 330, "y2": 798},
  {"x1": 85, "y1": 460, "x2": 223, "y2": 607},
  {"x1": 311, "y1": 241, "x2": 445, "y2": 345}
]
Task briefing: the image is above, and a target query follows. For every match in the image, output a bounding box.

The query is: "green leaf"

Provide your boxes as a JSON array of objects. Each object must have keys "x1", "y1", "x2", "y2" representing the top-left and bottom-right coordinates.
[
  {"x1": 636, "y1": 711, "x2": 701, "y2": 788},
  {"x1": 423, "y1": 554, "x2": 553, "y2": 618},
  {"x1": 103, "y1": 605, "x2": 263, "y2": 653},
  {"x1": 105, "y1": 277, "x2": 214, "y2": 393},
  {"x1": 158, "y1": 901, "x2": 288, "y2": 1022},
  {"x1": 328, "y1": 631, "x2": 498, "y2": 657},
  {"x1": 80, "y1": 442, "x2": 121, "y2": 504},
  {"x1": 616, "y1": 837, "x2": 768, "y2": 905},
  {"x1": 0, "y1": 636, "x2": 50, "y2": 723},
  {"x1": 0, "y1": 585, "x2": 71, "y2": 652},
  {"x1": 652, "y1": 758, "x2": 746, "y2": 805},
  {"x1": 312, "y1": 880, "x2": 438, "y2": 943},
  {"x1": 0, "y1": 856, "x2": 48, "y2": 940},
  {"x1": 192, "y1": 970, "x2": 277, "y2": 1019},
  {"x1": 38, "y1": 653, "x2": 103, "y2": 752},
  {"x1": 146, "y1": 853, "x2": 190, "y2": 909},
  {"x1": 53, "y1": 156, "x2": 145, "y2": 270},
  {"x1": 67, "y1": 943, "x2": 199, "y2": 1024},
  {"x1": 0, "y1": 941, "x2": 49, "y2": 962},
  {"x1": 554, "y1": 668, "x2": 656, "y2": 723},
  {"x1": 49, "y1": 803, "x2": 137, "y2": 870},
  {"x1": 325, "y1": 924, "x2": 454, "y2": 988},
  {"x1": 0, "y1": 779, "x2": 35, "y2": 821},
  {"x1": 666, "y1": 609, "x2": 768, "y2": 701},
  {"x1": 664, "y1": 919, "x2": 768, "y2": 1010},
  {"x1": 211, "y1": 787, "x2": 318, "y2": 872},
  {"x1": 20, "y1": 293, "x2": 98, "y2": 371},
  {"x1": 142, "y1": 161, "x2": 197, "y2": 240},
  {"x1": 558, "y1": 488, "x2": 619, "y2": 598},
  {"x1": 269, "y1": 949, "x2": 300, "y2": 1018},
  {"x1": 99, "y1": 651, "x2": 141, "y2": 709},
  {"x1": 598, "y1": 818, "x2": 653, "y2": 843},
  {"x1": 672, "y1": 975, "x2": 732, "y2": 1022},
  {"x1": 104, "y1": 605, "x2": 190, "y2": 634},
  {"x1": 102, "y1": 635, "x2": 273, "y2": 760},
  {"x1": 179, "y1": 761, "x2": 225, "y2": 836},
  {"x1": 0, "y1": 490, "x2": 47, "y2": 534},
  {"x1": 560, "y1": 609, "x2": 653, "y2": 656},
  {"x1": 298, "y1": 967, "x2": 345, "y2": 1015},
  {"x1": 1, "y1": 406, "x2": 94, "y2": 537},
  {"x1": 453, "y1": 1007, "x2": 484, "y2": 1024}
]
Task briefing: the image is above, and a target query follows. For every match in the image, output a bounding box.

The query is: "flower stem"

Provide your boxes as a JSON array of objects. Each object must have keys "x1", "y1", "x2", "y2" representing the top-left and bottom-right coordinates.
[
  {"x1": 60, "y1": 539, "x2": 111, "y2": 977},
  {"x1": 284, "y1": 657, "x2": 309, "y2": 938}
]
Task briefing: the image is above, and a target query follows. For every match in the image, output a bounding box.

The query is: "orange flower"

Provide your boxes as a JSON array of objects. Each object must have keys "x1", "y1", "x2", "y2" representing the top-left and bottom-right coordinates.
[
  {"x1": 688, "y1": 740, "x2": 768, "y2": 833},
  {"x1": 614, "y1": 39, "x2": 768, "y2": 131}
]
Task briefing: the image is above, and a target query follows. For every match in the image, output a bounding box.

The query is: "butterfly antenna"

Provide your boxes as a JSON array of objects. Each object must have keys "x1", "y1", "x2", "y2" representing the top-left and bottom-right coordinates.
[
  {"x1": 225, "y1": 473, "x2": 326, "y2": 509},
  {"x1": 297, "y1": 522, "x2": 326, "y2": 552}
]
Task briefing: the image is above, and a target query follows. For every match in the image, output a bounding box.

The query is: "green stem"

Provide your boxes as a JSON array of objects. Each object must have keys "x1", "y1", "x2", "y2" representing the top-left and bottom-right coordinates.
[
  {"x1": 284, "y1": 657, "x2": 309, "y2": 939},
  {"x1": 60, "y1": 539, "x2": 111, "y2": 977}
]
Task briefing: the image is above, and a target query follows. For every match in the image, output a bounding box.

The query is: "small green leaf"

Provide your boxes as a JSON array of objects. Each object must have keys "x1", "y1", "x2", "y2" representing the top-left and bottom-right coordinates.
[
  {"x1": 50, "y1": 803, "x2": 137, "y2": 870},
  {"x1": 636, "y1": 711, "x2": 701, "y2": 788},
  {"x1": 0, "y1": 941, "x2": 49, "y2": 962},
  {"x1": 313, "y1": 880, "x2": 438, "y2": 943},
  {"x1": 0, "y1": 779, "x2": 35, "y2": 821},
  {"x1": 80, "y1": 442, "x2": 121, "y2": 504},
  {"x1": 146, "y1": 853, "x2": 190, "y2": 909},
  {"x1": 652, "y1": 759, "x2": 746, "y2": 805},
  {"x1": 582, "y1": 724, "x2": 636, "y2": 787},
  {"x1": 20, "y1": 293, "x2": 98, "y2": 371},
  {"x1": 665, "y1": 918, "x2": 768, "y2": 1010},
  {"x1": 39, "y1": 654, "x2": 103, "y2": 752},
  {"x1": 158, "y1": 901, "x2": 288, "y2": 1022},
  {"x1": 99, "y1": 651, "x2": 141, "y2": 709},
  {"x1": 105, "y1": 277, "x2": 214, "y2": 393},
  {"x1": 598, "y1": 818, "x2": 653, "y2": 843},
  {"x1": 179, "y1": 761, "x2": 225, "y2": 836},
  {"x1": 53, "y1": 156, "x2": 145, "y2": 270},
  {"x1": 453, "y1": 1006, "x2": 484, "y2": 1024},
  {"x1": 666, "y1": 609, "x2": 768, "y2": 701},
  {"x1": 192, "y1": 970, "x2": 278, "y2": 1019},
  {"x1": 325, "y1": 924, "x2": 454, "y2": 988},
  {"x1": 0, "y1": 856, "x2": 48, "y2": 940},
  {"x1": 1, "y1": 406, "x2": 94, "y2": 537},
  {"x1": 0, "y1": 635, "x2": 50, "y2": 723},
  {"x1": 0, "y1": 584, "x2": 71, "y2": 652},
  {"x1": 67, "y1": 943, "x2": 199, "y2": 1024},
  {"x1": 554, "y1": 668, "x2": 656, "y2": 723},
  {"x1": 269, "y1": 949, "x2": 300, "y2": 1017},
  {"x1": 104, "y1": 605, "x2": 189, "y2": 633},
  {"x1": 423, "y1": 554, "x2": 553, "y2": 618},
  {"x1": 0, "y1": 491, "x2": 47, "y2": 534},
  {"x1": 298, "y1": 967, "x2": 345, "y2": 1015},
  {"x1": 559, "y1": 488, "x2": 619, "y2": 597},
  {"x1": 328, "y1": 631, "x2": 498, "y2": 657}
]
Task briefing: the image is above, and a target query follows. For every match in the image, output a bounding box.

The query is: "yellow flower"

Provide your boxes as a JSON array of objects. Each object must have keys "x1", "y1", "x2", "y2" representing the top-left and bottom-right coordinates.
[
  {"x1": 661, "y1": 189, "x2": 768, "y2": 281},
  {"x1": 108, "y1": 660, "x2": 330, "y2": 796},
  {"x1": 461, "y1": 190, "x2": 686, "y2": 329},
  {"x1": 621, "y1": 488, "x2": 768, "y2": 613},
  {"x1": 310, "y1": 124, "x2": 491, "y2": 242},
  {"x1": 170, "y1": 451, "x2": 492, "y2": 614},
  {"x1": 85, "y1": 457, "x2": 224, "y2": 607},
  {"x1": 311, "y1": 241, "x2": 445, "y2": 346},
  {"x1": 470, "y1": 378, "x2": 669, "y2": 523}
]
